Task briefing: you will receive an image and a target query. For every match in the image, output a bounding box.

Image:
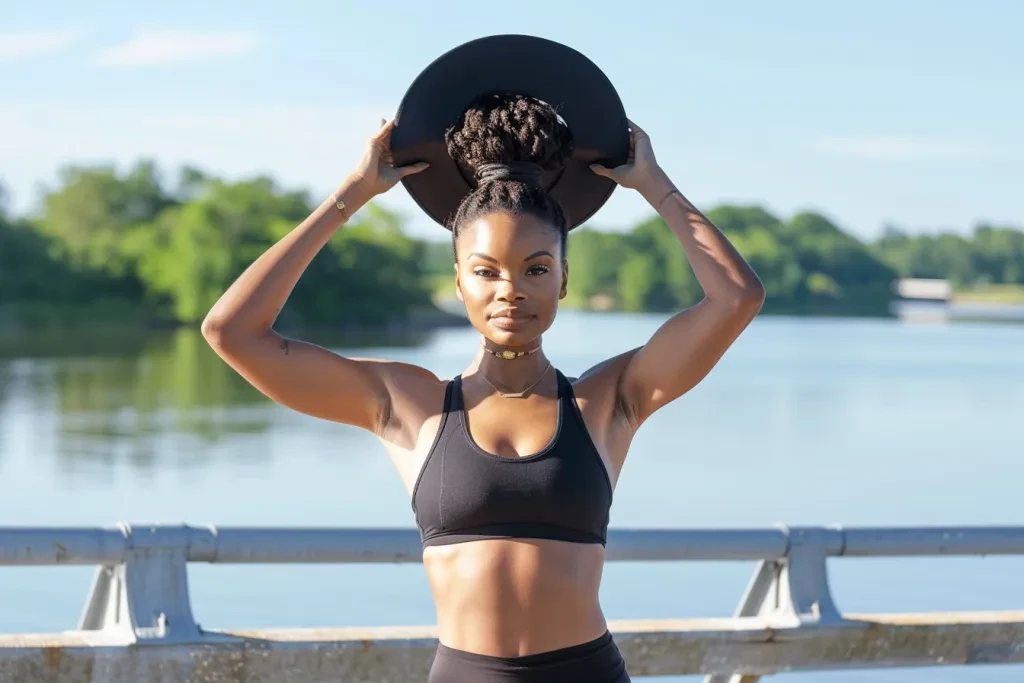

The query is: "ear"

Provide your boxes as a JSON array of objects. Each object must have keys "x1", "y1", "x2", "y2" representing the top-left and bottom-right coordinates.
[
  {"x1": 454, "y1": 263, "x2": 464, "y2": 302},
  {"x1": 559, "y1": 259, "x2": 569, "y2": 300}
]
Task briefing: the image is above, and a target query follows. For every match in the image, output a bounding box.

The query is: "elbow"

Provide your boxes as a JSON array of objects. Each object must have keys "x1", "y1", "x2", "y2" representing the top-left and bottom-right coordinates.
[
  {"x1": 729, "y1": 279, "x2": 766, "y2": 314},
  {"x1": 200, "y1": 311, "x2": 247, "y2": 350},
  {"x1": 743, "y1": 279, "x2": 767, "y2": 307},
  {"x1": 200, "y1": 314, "x2": 229, "y2": 348},
  {"x1": 201, "y1": 312, "x2": 273, "y2": 352}
]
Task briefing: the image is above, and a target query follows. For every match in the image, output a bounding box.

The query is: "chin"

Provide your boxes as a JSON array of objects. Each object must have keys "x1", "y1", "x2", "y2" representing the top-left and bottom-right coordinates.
[
  {"x1": 484, "y1": 319, "x2": 551, "y2": 347},
  {"x1": 485, "y1": 327, "x2": 532, "y2": 346}
]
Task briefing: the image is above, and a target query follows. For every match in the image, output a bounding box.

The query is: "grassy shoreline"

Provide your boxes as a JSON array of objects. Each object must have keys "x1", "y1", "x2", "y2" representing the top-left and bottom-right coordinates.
[{"x1": 953, "y1": 284, "x2": 1024, "y2": 304}]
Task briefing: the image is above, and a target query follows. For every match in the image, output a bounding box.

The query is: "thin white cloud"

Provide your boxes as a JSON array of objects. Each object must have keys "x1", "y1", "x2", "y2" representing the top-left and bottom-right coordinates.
[
  {"x1": 0, "y1": 30, "x2": 84, "y2": 64},
  {"x1": 92, "y1": 29, "x2": 259, "y2": 67},
  {"x1": 810, "y1": 135, "x2": 998, "y2": 161}
]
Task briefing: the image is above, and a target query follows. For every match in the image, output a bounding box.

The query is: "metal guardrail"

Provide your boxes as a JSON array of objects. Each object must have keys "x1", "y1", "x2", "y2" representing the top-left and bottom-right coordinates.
[{"x1": 3, "y1": 523, "x2": 1024, "y2": 682}]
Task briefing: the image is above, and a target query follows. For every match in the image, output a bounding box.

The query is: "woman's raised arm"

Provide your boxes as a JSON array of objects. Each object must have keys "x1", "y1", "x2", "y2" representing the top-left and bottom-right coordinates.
[
  {"x1": 201, "y1": 121, "x2": 430, "y2": 433},
  {"x1": 590, "y1": 120, "x2": 765, "y2": 427}
]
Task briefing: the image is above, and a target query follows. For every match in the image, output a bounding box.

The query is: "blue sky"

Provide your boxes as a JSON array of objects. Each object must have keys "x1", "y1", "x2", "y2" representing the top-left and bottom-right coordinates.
[{"x1": 2, "y1": 0, "x2": 1021, "y2": 241}]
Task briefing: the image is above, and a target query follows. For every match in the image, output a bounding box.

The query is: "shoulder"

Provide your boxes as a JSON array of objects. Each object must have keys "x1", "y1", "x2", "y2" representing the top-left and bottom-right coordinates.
[
  {"x1": 356, "y1": 359, "x2": 449, "y2": 445},
  {"x1": 577, "y1": 347, "x2": 642, "y2": 386},
  {"x1": 357, "y1": 359, "x2": 449, "y2": 412},
  {"x1": 566, "y1": 347, "x2": 642, "y2": 412},
  {"x1": 353, "y1": 357, "x2": 443, "y2": 384}
]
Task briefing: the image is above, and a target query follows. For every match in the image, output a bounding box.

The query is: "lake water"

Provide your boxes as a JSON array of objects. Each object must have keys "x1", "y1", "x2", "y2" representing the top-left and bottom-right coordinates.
[{"x1": 2, "y1": 311, "x2": 1024, "y2": 682}]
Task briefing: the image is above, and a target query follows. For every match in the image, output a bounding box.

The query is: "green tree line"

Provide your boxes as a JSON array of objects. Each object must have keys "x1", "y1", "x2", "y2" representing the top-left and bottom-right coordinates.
[
  {"x1": 562, "y1": 208, "x2": 1023, "y2": 315},
  {"x1": 2, "y1": 161, "x2": 1023, "y2": 330},
  {"x1": 0, "y1": 162, "x2": 433, "y2": 329}
]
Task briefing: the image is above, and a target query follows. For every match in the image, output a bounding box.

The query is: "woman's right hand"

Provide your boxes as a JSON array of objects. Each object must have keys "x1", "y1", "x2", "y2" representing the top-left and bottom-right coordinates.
[{"x1": 347, "y1": 118, "x2": 429, "y2": 199}]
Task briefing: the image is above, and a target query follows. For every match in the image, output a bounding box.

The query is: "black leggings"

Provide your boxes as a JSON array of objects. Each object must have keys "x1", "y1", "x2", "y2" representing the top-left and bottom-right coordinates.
[{"x1": 427, "y1": 631, "x2": 630, "y2": 683}]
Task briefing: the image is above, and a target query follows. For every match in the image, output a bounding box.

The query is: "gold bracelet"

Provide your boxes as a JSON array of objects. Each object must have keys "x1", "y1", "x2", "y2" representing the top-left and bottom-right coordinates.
[{"x1": 329, "y1": 193, "x2": 347, "y2": 218}]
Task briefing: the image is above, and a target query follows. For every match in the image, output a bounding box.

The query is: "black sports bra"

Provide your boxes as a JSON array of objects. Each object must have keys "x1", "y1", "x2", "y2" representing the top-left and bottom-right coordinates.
[{"x1": 411, "y1": 370, "x2": 613, "y2": 548}]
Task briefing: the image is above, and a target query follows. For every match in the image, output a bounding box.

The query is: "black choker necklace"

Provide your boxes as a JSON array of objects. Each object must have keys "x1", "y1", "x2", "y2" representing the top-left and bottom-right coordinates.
[{"x1": 481, "y1": 343, "x2": 542, "y2": 360}]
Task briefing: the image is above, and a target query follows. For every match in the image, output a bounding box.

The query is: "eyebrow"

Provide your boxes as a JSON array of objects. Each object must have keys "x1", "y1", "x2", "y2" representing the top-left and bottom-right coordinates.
[{"x1": 468, "y1": 250, "x2": 555, "y2": 263}]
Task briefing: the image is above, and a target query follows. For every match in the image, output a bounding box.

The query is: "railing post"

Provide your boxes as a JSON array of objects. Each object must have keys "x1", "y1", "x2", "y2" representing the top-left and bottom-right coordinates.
[
  {"x1": 775, "y1": 527, "x2": 844, "y2": 627},
  {"x1": 79, "y1": 564, "x2": 119, "y2": 630},
  {"x1": 77, "y1": 523, "x2": 210, "y2": 644},
  {"x1": 704, "y1": 526, "x2": 848, "y2": 683}
]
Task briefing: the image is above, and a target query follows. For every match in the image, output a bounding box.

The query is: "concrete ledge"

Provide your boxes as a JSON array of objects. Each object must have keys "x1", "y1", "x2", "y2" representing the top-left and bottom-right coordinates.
[{"x1": 4, "y1": 613, "x2": 1024, "y2": 682}]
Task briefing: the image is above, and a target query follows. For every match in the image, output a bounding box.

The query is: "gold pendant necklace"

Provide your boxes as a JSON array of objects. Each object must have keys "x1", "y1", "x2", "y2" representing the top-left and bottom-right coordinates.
[{"x1": 477, "y1": 361, "x2": 552, "y2": 399}]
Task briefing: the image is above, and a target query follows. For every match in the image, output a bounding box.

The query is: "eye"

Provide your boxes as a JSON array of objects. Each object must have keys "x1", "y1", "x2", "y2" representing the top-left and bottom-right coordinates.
[
  {"x1": 473, "y1": 267, "x2": 497, "y2": 278},
  {"x1": 527, "y1": 265, "x2": 550, "y2": 275}
]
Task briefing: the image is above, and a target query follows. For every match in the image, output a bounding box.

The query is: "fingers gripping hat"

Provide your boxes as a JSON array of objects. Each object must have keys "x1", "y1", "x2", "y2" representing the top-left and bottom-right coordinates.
[{"x1": 390, "y1": 34, "x2": 630, "y2": 231}]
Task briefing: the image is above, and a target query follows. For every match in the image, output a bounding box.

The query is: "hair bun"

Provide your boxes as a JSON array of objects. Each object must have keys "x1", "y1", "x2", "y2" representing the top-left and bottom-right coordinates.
[{"x1": 445, "y1": 93, "x2": 574, "y2": 180}]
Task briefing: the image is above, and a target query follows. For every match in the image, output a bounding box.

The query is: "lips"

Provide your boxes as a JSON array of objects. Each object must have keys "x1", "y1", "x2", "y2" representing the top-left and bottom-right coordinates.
[
  {"x1": 489, "y1": 308, "x2": 533, "y2": 330},
  {"x1": 489, "y1": 307, "x2": 531, "y2": 320}
]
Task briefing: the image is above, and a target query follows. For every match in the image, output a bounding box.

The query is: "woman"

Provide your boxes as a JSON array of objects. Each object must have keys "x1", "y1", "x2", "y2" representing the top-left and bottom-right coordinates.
[{"x1": 202, "y1": 94, "x2": 765, "y2": 682}]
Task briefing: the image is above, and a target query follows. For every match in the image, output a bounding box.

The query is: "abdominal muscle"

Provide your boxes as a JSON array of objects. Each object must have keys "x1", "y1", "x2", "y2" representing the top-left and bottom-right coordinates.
[{"x1": 423, "y1": 537, "x2": 608, "y2": 657}]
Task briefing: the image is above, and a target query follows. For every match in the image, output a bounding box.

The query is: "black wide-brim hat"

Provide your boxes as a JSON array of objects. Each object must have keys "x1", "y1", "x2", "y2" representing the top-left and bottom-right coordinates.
[{"x1": 391, "y1": 34, "x2": 629, "y2": 231}]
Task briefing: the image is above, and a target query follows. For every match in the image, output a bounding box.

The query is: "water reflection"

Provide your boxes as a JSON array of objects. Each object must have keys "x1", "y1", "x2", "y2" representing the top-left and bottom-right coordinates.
[{"x1": 0, "y1": 326, "x2": 434, "y2": 474}]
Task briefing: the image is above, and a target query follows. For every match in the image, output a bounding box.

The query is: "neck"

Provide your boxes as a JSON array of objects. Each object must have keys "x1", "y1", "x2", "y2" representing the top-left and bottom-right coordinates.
[{"x1": 474, "y1": 338, "x2": 550, "y2": 388}]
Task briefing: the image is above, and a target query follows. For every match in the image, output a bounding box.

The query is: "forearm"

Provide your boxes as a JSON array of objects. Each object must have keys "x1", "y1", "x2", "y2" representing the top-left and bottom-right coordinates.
[
  {"x1": 639, "y1": 169, "x2": 764, "y2": 304},
  {"x1": 202, "y1": 176, "x2": 373, "y2": 339}
]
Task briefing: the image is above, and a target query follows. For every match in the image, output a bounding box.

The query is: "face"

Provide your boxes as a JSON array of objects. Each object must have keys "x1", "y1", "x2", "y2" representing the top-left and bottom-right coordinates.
[{"x1": 454, "y1": 212, "x2": 568, "y2": 348}]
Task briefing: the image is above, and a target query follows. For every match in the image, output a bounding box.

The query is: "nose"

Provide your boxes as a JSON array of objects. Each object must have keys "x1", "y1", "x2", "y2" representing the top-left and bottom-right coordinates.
[{"x1": 495, "y1": 275, "x2": 526, "y2": 302}]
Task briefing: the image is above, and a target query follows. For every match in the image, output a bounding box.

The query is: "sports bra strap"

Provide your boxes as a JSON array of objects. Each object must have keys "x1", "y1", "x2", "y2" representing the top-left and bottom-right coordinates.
[
  {"x1": 450, "y1": 374, "x2": 465, "y2": 412},
  {"x1": 555, "y1": 369, "x2": 570, "y2": 400}
]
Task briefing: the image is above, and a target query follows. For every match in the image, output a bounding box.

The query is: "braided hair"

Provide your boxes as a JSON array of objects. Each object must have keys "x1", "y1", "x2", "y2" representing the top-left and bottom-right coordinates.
[{"x1": 444, "y1": 93, "x2": 574, "y2": 258}]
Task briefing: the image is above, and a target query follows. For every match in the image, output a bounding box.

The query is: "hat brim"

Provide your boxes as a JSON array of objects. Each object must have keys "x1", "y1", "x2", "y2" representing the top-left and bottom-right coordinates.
[{"x1": 391, "y1": 34, "x2": 629, "y2": 231}]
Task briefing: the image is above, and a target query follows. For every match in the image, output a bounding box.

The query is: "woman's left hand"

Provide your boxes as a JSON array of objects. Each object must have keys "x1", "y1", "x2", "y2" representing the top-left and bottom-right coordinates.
[{"x1": 589, "y1": 119, "x2": 663, "y2": 191}]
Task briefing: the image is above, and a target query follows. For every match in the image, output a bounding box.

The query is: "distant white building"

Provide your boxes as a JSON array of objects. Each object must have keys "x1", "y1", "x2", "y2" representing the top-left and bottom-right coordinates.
[
  {"x1": 890, "y1": 278, "x2": 952, "y2": 322},
  {"x1": 890, "y1": 277, "x2": 1024, "y2": 323},
  {"x1": 892, "y1": 278, "x2": 953, "y2": 302}
]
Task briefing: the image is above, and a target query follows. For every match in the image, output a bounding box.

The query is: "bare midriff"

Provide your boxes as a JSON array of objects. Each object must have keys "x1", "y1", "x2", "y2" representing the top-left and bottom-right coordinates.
[{"x1": 422, "y1": 538, "x2": 607, "y2": 657}]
